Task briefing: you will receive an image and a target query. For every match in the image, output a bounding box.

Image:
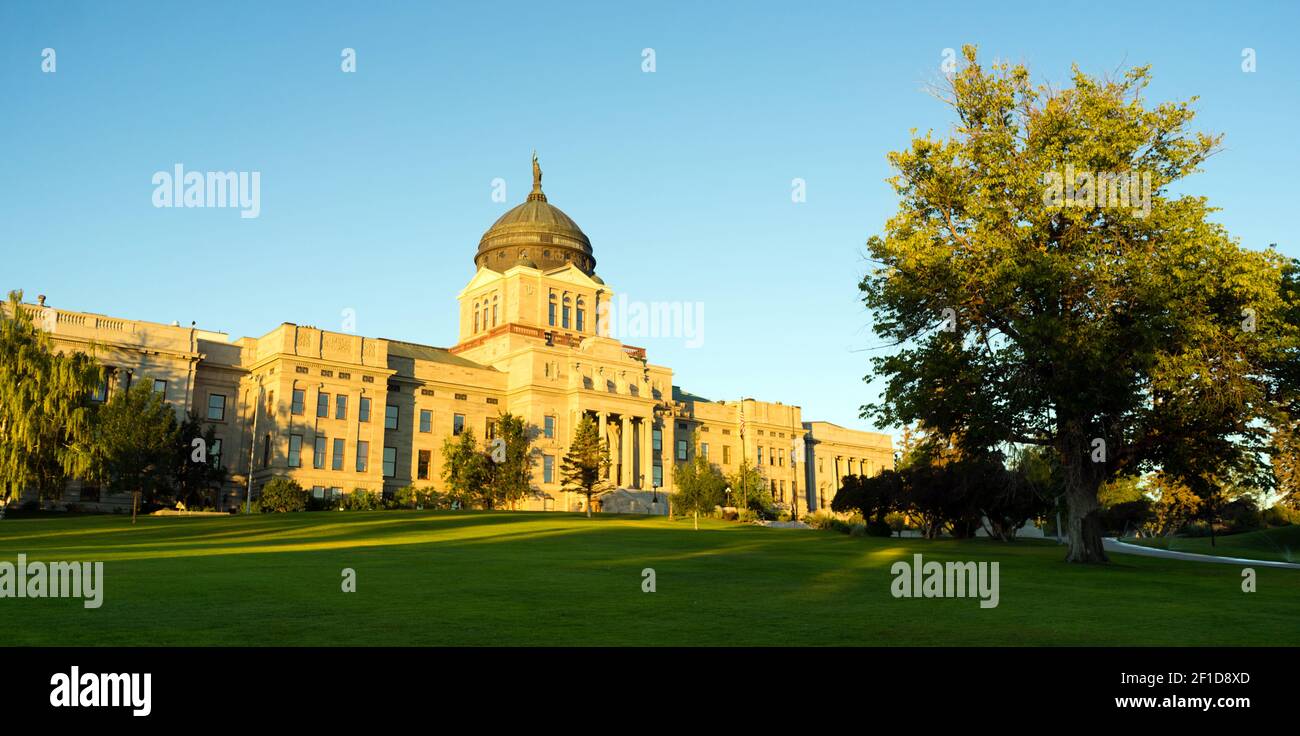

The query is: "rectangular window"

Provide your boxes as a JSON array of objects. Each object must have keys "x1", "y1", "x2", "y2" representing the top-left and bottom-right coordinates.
[
  {"x1": 210, "y1": 439, "x2": 223, "y2": 468},
  {"x1": 332, "y1": 438, "x2": 345, "y2": 471},
  {"x1": 91, "y1": 376, "x2": 108, "y2": 403},
  {"x1": 383, "y1": 446, "x2": 396, "y2": 478},
  {"x1": 359, "y1": 397, "x2": 371, "y2": 422},
  {"x1": 207, "y1": 393, "x2": 226, "y2": 420},
  {"x1": 356, "y1": 441, "x2": 369, "y2": 472},
  {"x1": 652, "y1": 464, "x2": 663, "y2": 487},
  {"x1": 288, "y1": 434, "x2": 303, "y2": 468},
  {"x1": 317, "y1": 392, "x2": 330, "y2": 418},
  {"x1": 262, "y1": 433, "x2": 271, "y2": 467},
  {"x1": 335, "y1": 394, "x2": 348, "y2": 420},
  {"x1": 453, "y1": 413, "x2": 465, "y2": 436},
  {"x1": 291, "y1": 389, "x2": 305, "y2": 415},
  {"x1": 562, "y1": 305, "x2": 571, "y2": 329},
  {"x1": 414, "y1": 409, "x2": 430, "y2": 433},
  {"x1": 652, "y1": 429, "x2": 662, "y2": 452},
  {"x1": 152, "y1": 378, "x2": 167, "y2": 396},
  {"x1": 417, "y1": 449, "x2": 431, "y2": 480},
  {"x1": 486, "y1": 418, "x2": 497, "y2": 440},
  {"x1": 543, "y1": 454, "x2": 554, "y2": 484},
  {"x1": 722, "y1": 445, "x2": 731, "y2": 464},
  {"x1": 757, "y1": 447, "x2": 764, "y2": 465},
  {"x1": 548, "y1": 302, "x2": 556, "y2": 326},
  {"x1": 544, "y1": 415, "x2": 556, "y2": 439},
  {"x1": 676, "y1": 439, "x2": 687, "y2": 461},
  {"x1": 385, "y1": 404, "x2": 399, "y2": 430},
  {"x1": 576, "y1": 308, "x2": 585, "y2": 332},
  {"x1": 314, "y1": 436, "x2": 327, "y2": 469},
  {"x1": 701, "y1": 442, "x2": 710, "y2": 460}
]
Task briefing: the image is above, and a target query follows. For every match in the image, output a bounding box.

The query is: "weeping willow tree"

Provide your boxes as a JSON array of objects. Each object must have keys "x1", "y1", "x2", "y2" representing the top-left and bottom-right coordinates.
[{"x1": 0, "y1": 290, "x2": 103, "y2": 508}]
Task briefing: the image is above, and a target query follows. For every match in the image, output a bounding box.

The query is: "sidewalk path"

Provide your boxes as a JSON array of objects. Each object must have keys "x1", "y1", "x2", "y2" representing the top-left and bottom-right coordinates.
[{"x1": 1103, "y1": 538, "x2": 1300, "y2": 570}]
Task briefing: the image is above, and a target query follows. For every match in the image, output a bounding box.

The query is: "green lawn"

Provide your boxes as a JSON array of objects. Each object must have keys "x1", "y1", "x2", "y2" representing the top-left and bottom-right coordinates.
[
  {"x1": 1, "y1": 511, "x2": 1296, "y2": 646},
  {"x1": 1128, "y1": 525, "x2": 1300, "y2": 564}
]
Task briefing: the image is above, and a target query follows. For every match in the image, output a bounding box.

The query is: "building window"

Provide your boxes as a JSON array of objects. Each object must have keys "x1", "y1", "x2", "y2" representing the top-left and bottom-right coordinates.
[
  {"x1": 652, "y1": 429, "x2": 662, "y2": 453},
  {"x1": 314, "y1": 436, "x2": 327, "y2": 469},
  {"x1": 652, "y1": 464, "x2": 663, "y2": 487},
  {"x1": 676, "y1": 439, "x2": 687, "y2": 461},
  {"x1": 543, "y1": 454, "x2": 554, "y2": 484},
  {"x1": 417, "y1": 449, "x2": 431, "y2": 480},
  {"x1": 541, "y1": 415, "x2": 556, "y2": 439},
  {"x1": 701, "y1": 442, "x2": 710, "y2": 460},
  {"x1": 722, "y1": 445, "x2": 731, "y2": 464},
  {"x1": 453, "y1": 413, "x2": 465, "y2": 436},
  {"x1": 207, "y1": 393, "x2": 226, "y2": 421},
  {"x1": 210, "y1": 439, "x2": 223, "y2": 468},
  {"x1": 385, "y1": 404, "x2": 399, "y2": 430},
  {"x1": 420, "y1": 409, "x2": 432, "y2": 433},
  {"x1": 359, "y1": 397, "x2": 371, "y2": 423},
  {"x1": 317, "y1": 392, "x2": 329, "y2": 418},
  {"x1": 562, "y1": 295, "x2": 571, "y2": 329},
  {"x1": 80, "y1": 485, "x2": 101, "y2": 503},
  {"x1": 262, "y1": 433, "x2": 271, "y2": 467},
  {"x1": 383, "y1": 446, "x2": 397, "y2": 478},
  {"x1": 151, "y1": 379, "x2": 167, "y2": 398},
  {"x1": 336, "y1": 394, "x2": 348, "y2": 420},
  {"x1": 473, "y1": 306, "x2": 480, "y2": 333},
  {"x1": 548, "y1": 293, "x2": 557, "y2": 326},
  {"x1": 356, "y1": 441, "x2": 369, "y2": 472},
  {"x1": 91, "y1": 376, "x2": 108, "y2": 403},
  {"x1": 492, "y1": 300, "x2": 498, "y2": 327},
  {"x1": 332, "y1": 438, "x2": 345, "y2": 471},
  {"x1": 486, "y1": 418, "x2": 497, "y2": 441},
  {"x1": 291, "y1": 389, "x2": 305, "y2": 415},
  {"x1": 576, "y1": 299, "x2": 585, "y2": 331},
  {"x1": 288, "y1": 434, "x2": 303, "y2": 468}
]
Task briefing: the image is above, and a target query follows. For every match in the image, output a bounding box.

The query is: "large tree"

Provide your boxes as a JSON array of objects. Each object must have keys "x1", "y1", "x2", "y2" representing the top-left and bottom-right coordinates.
[
  {"x1": 484, "y1": 412, "x2": 537, "y2": 510},
  {"x1": 672, "y1": 455, "x2": 726, "y2": 529},
  {"x1": 0, "y1": 290, "x2": 102, "y2": 508},
  {"x1": 90, "y1": 382, "x2": 180, "y2": 508},
  {"x1": 861, "y1": 48, "x2": 1299, "y2": 562},
  {"x1": 560, "y1": 415, "x2": 610, "y2": 517},
  {"x1": 174, "y1": 412, "x2": 228, "y2": 509},
  {"x1": 441, "y1": 430, "x2": 489, "y2": 509}
]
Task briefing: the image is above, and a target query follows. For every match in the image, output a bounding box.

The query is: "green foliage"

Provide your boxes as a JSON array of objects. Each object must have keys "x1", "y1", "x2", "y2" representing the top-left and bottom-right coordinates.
[
  {"x1": 441, "y1": 431, "x2": 488, "y2": 508},
  {"x1": 90, "y1": 382, "x2": 180, "y2": 504},
  {"x1": 727, "y1": 460, "x2": 774, "y2": 518},
  {"x1": 341, "y1": 489, "x2": 380, "y2": 511},
  {"x1": 482, "y1": 412, "x2": 536, "y2": 510},
  {"x1": 860, "y1": 48, "x2": 1300, "y2": 562},
  {"x1": 560, "y1": 415, "x2": 610, "y2": 517},
  {"x1": 393, "y1": 484, "x2": 443, "y2": 509},
  {"x1": 174, "y1": 412, "x2": 228, "y2": 509},
  {"x1": 671, "y1": 455, "x2": 726, "y2": 522},
  {"x1": 258, "y1": 477, "x2": 306, "y2": 513},
  {"x1": 0, "y1": 290, "x2": 103, "y2": 505}
]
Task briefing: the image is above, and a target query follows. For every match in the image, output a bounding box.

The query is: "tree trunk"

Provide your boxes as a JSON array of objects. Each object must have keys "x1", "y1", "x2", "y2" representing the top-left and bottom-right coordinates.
[
  {"x1": 1062, "y1": 470, "x2": 1108, "y2": 563},
  {"x1": 586, "y1": 493, "x2": 592, "y2": 518},
  {"x1": 694, "y1": 510, "x2": 698, "y2": 530}
]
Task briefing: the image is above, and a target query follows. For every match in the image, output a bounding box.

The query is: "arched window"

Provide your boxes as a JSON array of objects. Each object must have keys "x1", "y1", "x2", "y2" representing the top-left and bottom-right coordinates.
[
  {"x1": 562, "y1": 294, "x2": 571, "y2": 329},
  {"x1": 548, "y1": 292, "x2": 557, "y2": 327},
  {"x1": 576, "y1": 297, "x2": 586, "y2": 332},
  {"x1": 473, "y1": 302, "x2": 480, "y2": 332},
  {"x1": 492, "y1": 295, "x2": 499, "y2": 327}
]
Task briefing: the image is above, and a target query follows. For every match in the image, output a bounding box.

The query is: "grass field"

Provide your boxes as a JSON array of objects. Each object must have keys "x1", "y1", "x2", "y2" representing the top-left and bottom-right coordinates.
[
  {"x1": 1129, "y1": 525, "x2": 1300, "y2": 563},
  {"x1": 1, "y1": 511, "x2": 1297, "y2": 646}
]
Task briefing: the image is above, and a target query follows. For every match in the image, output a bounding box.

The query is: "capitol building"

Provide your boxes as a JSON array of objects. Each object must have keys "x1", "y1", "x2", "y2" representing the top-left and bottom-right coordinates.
[{"x1": 27, "y1": 159, "x2": 893, "y2": 514}]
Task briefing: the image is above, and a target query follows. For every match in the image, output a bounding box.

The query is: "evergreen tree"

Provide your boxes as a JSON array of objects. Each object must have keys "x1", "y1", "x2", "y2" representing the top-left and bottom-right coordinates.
[{"x1": 560, "y1": 415, "x2": 610, "y2": 517}]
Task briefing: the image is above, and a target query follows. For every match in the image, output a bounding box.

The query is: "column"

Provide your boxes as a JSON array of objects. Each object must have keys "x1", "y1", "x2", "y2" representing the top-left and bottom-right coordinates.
[
  {"x1": 640, "y1": 417, "x2": 653, "y2": 491},
  {"x1": 621, "y1": 414, "x2": 633, "y2": 487},
  {"x1": 598, "y1": 412, "x2": 608, "y2": 480},
  {"x1": 834, "y1": 456, "x2": 843, "y2": 495}
]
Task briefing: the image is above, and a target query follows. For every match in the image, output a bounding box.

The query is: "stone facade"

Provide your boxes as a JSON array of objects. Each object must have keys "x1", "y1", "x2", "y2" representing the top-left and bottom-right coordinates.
[{"x1": 17, "y1": 164, "x2": 892, "y2": 513}]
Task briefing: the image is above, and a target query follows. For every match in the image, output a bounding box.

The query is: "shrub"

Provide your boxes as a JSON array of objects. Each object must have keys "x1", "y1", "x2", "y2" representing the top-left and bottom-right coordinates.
[
  {"x1": 342, "y1": 489, "x2": 380, "y2": 511},
  {"x1": 848, "y1": 522, "x2": 868, "y2": 537},
  {"x1": 803, "y1": 509, "x2": 836, "y2": 530},
  {"x1": 394, "y1": 485, "x2": 442, "y2": 509},
  {"x1": 866, "y1": 519, "x2": 893, "y2": 537},
  {"x1": 1262, "y1": 505, "x2": 1300, "y2": 527},
  {"x1": 258, "y1": 478, "x2": 306, "y2": 513}
]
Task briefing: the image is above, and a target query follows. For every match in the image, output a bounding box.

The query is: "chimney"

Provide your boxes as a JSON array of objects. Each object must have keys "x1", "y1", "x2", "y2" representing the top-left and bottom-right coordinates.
[{"x1": 37, "y1": 295, "x2": 46, "y2": 306}]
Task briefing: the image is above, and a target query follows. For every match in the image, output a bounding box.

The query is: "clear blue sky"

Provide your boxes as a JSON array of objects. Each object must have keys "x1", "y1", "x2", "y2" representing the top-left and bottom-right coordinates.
[{"x1": 2, "y1": 1, "x2": 1297, "y2": 435}]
